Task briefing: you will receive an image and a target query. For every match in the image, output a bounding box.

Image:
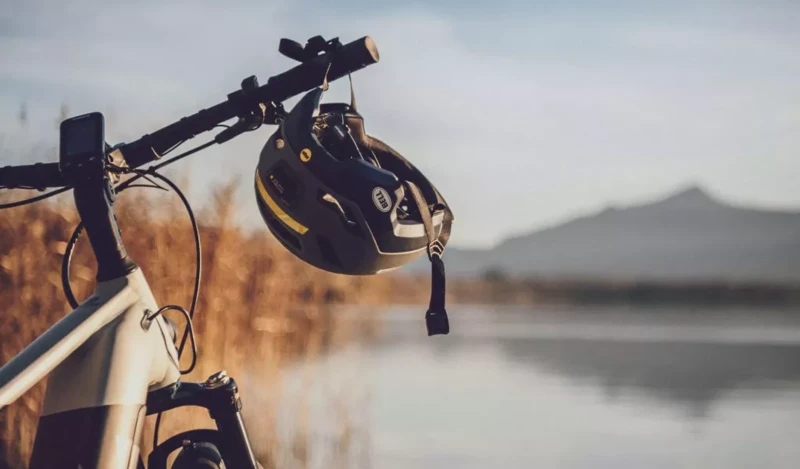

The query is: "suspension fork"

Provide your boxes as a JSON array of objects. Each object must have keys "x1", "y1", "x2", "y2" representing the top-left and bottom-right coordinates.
[{"x1": 146, "y1": 372, "x2": 259, "y2": 469}]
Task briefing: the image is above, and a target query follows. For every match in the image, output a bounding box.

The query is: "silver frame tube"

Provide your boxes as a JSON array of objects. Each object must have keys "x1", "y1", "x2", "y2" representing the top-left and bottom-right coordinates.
[{"x1": 0, "y1": 269, "x2": 181, "y2": 412}]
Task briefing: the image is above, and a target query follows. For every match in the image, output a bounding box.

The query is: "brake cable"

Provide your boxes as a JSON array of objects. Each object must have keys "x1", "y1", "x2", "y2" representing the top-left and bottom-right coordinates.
[
  {"x1": 58, "y1": 138, "x2": 219, "y2": 449},
  {"x1": 0, "y1": 186, "x2": 72, "y2": 210},
  {"x1": 6, "y1": 116, "x2": 264, "y2": 450},
  {"x1": 62, "y1": 167, "x2": 202, "y2": 371},
  {"x1": 0, "y1": 137, "x2": 210, "y2": 211}
]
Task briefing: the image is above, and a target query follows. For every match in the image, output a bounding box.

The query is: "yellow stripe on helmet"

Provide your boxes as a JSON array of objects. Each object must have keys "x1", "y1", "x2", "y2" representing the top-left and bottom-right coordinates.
[{"x1": 255, "y1": 170, "x2": 309, "y2": 235}]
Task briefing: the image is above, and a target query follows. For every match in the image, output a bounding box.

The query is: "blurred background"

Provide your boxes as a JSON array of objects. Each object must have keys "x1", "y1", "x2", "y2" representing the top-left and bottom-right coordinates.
[{"x1": 2, "y1": 0, "x2": 800, "y2": 467}]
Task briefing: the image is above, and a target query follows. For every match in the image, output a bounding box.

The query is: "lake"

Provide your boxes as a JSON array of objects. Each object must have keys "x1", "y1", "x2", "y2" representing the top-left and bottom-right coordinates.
[{"x1": 249, "y1": 305, "x2": 800, "y2": 469}]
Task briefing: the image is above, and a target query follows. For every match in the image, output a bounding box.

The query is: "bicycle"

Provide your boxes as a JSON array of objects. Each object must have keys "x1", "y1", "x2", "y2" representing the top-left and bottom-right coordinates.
[{"x1": 0, "y1": 34, "x2": 380, "y2": 469}]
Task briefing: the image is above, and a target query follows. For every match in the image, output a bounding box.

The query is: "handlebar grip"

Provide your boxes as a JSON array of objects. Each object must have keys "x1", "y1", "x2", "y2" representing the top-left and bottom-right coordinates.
[
  {"x1": 321, "y1": 35, "x2": 380, "y2": 81},
  {"x1": 261, "y1": 36, "x2": 379, "y2": 102},
  {"x1": 0, "y1": 163, "x2": 67, "y2": 189}
]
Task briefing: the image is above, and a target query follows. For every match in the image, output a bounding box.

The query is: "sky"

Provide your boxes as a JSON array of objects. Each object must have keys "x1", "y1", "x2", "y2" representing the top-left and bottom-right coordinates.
[{"x1": 1, "y1": 0, "x2": 799, "y2": 248}]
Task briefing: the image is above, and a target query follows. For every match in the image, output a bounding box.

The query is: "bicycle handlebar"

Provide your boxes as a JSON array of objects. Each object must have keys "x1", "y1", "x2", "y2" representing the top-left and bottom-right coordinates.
[
  {"x1": 121, "y1": 35, "x2": 378, "y2": 169},
  {"x1": 0, "y1": 36, "x2": 379, "y2": 190},
  {"x1": 0, "y1": 163, "x2": 67, "y2": 189}
]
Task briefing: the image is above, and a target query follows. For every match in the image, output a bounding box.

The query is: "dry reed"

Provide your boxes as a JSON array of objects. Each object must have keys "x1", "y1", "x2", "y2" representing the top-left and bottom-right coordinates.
[{"x1": 0, "y1": 180, "x2": 399, "y2": 468}]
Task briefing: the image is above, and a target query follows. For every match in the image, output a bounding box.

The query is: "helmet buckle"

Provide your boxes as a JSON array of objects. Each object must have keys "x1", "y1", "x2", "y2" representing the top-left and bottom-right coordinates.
[{"x1": 428, "y1": 240, "x2": 445, "y2": 260}]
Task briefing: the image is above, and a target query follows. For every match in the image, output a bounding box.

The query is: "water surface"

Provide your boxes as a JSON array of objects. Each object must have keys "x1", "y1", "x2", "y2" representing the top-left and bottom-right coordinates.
[{"x1": 259, "y1": 305, "x2": 800, "y2": 468}]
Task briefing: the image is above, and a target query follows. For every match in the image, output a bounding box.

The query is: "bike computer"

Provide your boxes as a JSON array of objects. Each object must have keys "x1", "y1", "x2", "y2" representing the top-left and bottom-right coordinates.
[{"x1": 59, "y1": 112, "x2": 105, "y2": 172}]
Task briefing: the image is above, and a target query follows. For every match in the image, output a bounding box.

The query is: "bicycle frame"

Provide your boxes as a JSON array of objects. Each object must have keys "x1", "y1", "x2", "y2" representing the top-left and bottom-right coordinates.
[
  {"x1": 0, "y1": 269, "x2": 178, "y2": 466},
  {"x1": 0, "y1": 176, "x2": 260, "y2": 468},
  {"x1": 0, "y1": 34, "x2": 380, "y2": 468}
]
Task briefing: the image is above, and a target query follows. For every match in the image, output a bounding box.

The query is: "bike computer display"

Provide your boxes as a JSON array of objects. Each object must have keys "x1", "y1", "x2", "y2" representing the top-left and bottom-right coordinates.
[{"x1": 60, "y1": 112, "x2": 105, "y2": 169}]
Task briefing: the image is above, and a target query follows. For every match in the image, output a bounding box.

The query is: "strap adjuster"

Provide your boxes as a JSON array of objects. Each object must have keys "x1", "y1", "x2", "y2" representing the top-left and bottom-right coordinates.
[{"x1": 428, "y1": 240, "x2": 445, "y2": 260}]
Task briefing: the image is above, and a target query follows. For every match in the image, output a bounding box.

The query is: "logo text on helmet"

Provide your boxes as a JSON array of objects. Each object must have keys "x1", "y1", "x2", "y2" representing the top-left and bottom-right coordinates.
[
  {"x1": 372, "y1": 187, "x2": 392, "y2": 213},
  {"x1": 299, "y1": 148, "x2": 312, "y2": 162}
]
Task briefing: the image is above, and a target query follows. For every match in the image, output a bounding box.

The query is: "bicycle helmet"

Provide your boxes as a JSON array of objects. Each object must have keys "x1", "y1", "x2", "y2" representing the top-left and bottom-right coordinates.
[{"x1": 254, "y1": 87, "x2": 453, "y2": 335}]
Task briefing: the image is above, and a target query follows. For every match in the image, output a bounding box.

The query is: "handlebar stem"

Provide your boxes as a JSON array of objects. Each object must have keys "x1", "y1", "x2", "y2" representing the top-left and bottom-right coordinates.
[{"x1": 72, "y1": 167, "x2": 138, "y2": 281}]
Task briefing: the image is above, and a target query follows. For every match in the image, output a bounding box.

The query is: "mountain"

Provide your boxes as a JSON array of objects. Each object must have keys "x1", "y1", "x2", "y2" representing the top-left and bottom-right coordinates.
[{"x1": 432, "y1": 185, "x2": 800, "y2": 282}]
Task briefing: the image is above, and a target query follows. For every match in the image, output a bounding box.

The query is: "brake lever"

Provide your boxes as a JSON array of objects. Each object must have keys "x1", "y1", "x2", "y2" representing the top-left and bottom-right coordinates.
[
  {"x1": 214, "y1": 107, "x2": 264, "y2": 144},
  {"x1": 264, "y1": 102, "x2": 287, "y2": 125},
  {"x1": 215, "y1": 76, "x2": 268, "y2": 143},
  {"x1": 278, "y1": 38, "x2": 306, "y2": 62},
  {"x1": 279, "y1": 36, "x2": 343, "y2": 63}
]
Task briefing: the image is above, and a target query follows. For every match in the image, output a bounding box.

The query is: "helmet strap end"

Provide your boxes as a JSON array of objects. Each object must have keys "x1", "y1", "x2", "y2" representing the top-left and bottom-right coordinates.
[{"x1": 425, "y1": 254, "x2": 449, "y2": 336}]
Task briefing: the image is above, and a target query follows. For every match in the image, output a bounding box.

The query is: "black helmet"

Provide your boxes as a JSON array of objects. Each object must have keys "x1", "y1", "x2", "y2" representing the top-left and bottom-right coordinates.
[{"x1": 254, "y1": 87, "x2": 453, "y2": 335}]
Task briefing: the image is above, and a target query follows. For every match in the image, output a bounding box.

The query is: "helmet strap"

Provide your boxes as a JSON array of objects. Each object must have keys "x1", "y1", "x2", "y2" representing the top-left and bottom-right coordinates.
[
  {"x1": 404, "y1": 181, "x2": 453, "y2": 336},
  {"x1": 426, "y1": 255, "x2": 449, "y2": 335},
  {"x1": 349, "y1": 73, "x2": 357, "y2": 112},
  {"x1": 321, "y1": 62, "x2": 332, "y2": 91}
]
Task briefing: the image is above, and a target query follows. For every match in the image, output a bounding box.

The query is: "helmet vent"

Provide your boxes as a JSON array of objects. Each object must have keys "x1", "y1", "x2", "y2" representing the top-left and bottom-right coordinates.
[
  {"x1": 316, "y1": 235, "x2": 342, "y2": 269},
  {"x1": 257, "y1": 195, "x2": 302, "y2": 251},
  {"x1": 318, "y1": 191, "x2": 364, "y2": 239}
]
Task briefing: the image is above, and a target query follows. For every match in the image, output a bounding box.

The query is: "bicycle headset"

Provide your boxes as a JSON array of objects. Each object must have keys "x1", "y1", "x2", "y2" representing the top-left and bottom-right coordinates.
[{"x1": 254, "y1": 86, "x2": 454, "y2": 335}]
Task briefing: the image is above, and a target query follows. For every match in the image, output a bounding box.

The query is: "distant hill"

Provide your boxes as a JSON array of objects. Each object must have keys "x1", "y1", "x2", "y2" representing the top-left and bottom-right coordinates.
[{"x1": 428, "y1": 185, "x2": 800, "y2": 282}]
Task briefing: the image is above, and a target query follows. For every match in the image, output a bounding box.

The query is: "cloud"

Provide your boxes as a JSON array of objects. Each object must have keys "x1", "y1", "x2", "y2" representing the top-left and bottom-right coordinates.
[{"x1": 1, "y1": 0, "x2": 799, "y2": 247}]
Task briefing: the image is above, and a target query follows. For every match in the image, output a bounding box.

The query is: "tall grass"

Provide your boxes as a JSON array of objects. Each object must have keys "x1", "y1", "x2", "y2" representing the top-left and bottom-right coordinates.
[{"x1": 0, "y1": 180, "x2": 398, "y2": 468}]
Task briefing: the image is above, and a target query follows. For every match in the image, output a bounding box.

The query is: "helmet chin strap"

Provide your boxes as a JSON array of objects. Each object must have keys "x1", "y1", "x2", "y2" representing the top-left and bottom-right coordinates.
[
  {"x1": 405, "y1": 181, "x2": 453, "y2": 336},
  {"x1": 321, "y1": 61, "x2": 332, "y2": 91},
  {"x1": 318, "y1": 76, "x2": 451, "y2": 335},
  {"x1": 319, "y1": 65, "x2": 356, "y2": 112},
  {"x1": 349, "y1": 73, "x2": 357, "y2": 112}
]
